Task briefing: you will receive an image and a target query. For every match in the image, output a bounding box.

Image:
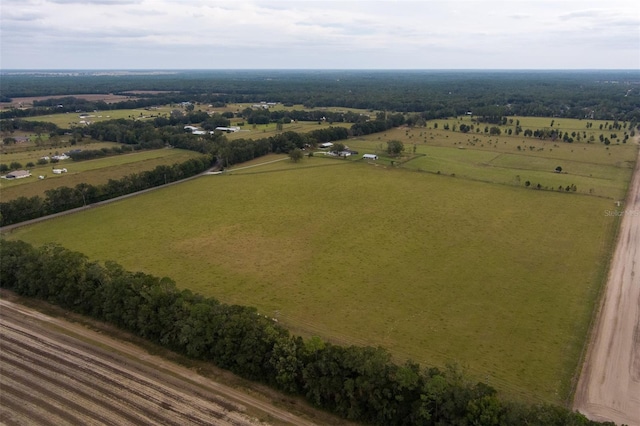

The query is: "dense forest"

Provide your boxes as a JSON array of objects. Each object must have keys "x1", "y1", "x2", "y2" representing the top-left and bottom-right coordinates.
[
  {"x1": 2, "y1": 70, "x2": 639, "y2": 121},
  {"x1": 0, "y1": 240, "x2": 614, "y2": 426}
]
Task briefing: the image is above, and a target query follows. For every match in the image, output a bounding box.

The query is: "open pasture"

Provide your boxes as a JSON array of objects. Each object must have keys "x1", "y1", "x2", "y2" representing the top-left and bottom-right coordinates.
[
  {"x1": 209, "y1": 102, "x2": 374, "y2": 116},
  {"x1": 0, "y1": 148, "x2": 202, "y2": 201},
  {"x1": 6, "y1": 156, "x2": 620, "y2": 404},
  {"x1": 428, "y1": 116, "x2": 632, "y2": 144},
  {"x1": 348, "y1": 120, "x2": 637, "y2": 200},
  {"x1": 1, "y1": 141, "x2": 122, "y2": 165},
  {"x1": 224, "y1": 121, "x2": 352, "y2": 141},
  {"x1": 22, "y1": 107, "x2": 174, "y2": 128}
]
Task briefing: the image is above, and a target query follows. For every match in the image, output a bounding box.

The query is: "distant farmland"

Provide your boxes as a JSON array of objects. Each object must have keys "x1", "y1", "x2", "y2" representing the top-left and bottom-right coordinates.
[
  {"x1": 6, "y1": 153, "x2": 625, "y2": 404},
  {"x1": 0, "y1": 148, "x2": 204, "y2": 201}
]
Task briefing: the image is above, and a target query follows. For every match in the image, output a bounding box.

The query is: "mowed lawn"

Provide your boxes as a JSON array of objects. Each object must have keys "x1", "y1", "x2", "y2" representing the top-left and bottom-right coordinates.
[
  {"x1": 0, "y1": 148, "x2": 204, "y2": 201},
  {"x1": 6, "y1": 156, "x2": 620, "y2": 404}
]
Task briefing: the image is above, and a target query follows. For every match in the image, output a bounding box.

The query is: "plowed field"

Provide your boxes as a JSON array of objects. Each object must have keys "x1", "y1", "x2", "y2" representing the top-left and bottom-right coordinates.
[{"x1": 0, "y1": 300, "x2": 317, "y2": 426}]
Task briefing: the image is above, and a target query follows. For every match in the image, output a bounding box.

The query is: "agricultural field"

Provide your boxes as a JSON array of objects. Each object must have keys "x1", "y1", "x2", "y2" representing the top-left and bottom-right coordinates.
[
  {"x1": 22, "y1": 107, "x2": 174, "y2": 128},
  {"x1": 1, "y1": 140, "x2": 122, "y2": 163},
  {"x1": 0, "y1": 298, "x2": 318, "y2": 426},
  {"x1": 347, "y1": 117, "x2": 637, "y2": 200},
  {"x1": 224, "y1": 121, "x2": 352, "y2": 141},
  {"x1": 6, "y1": 148, "x2": 628, "y2": 405},
  {"x1": 0, "y1": 148, "x2": 203, "y2": 201}
]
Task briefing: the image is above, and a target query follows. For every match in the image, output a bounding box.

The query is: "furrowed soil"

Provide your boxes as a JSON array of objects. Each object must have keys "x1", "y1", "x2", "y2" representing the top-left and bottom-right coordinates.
[{"x1": 0, "y1": 297, "x2": 332, "y2": 426}]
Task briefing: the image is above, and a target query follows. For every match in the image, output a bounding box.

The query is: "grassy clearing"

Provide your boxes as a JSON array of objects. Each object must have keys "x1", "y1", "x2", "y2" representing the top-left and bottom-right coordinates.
[
  {"x1": 0, "y1": 148, "x2": 202, "y2": 200},
  {"x1": 223, "y1": 121, "x2": 352, "y2": 141},
  {"x1": 1, "y1": 141, "x2": 122, "y2": 165},
  {"x1": 21, "y1": 107, "x2": 174, "y2": 128},
  {"x1": 6, "y1": 156, "x2": 620, "y2": 404},
  {"x1": 347, "y1": 119, "x2": 637, "y2": 200},
  {"x1": 210, "y1": 102, "x2": 374, "y2": 115}
]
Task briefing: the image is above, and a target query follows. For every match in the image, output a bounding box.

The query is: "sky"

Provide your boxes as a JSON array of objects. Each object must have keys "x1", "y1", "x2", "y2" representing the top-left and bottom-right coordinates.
[{"x1": 1, "y1": 0, "x2": 639, "y2": 70}]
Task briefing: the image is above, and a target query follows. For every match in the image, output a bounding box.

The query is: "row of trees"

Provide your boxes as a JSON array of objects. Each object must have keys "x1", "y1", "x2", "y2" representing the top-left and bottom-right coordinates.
[
  {"x1": 0, "y1": 156, "x2": 212, "y2": 226},
  {"x1": 240, "y1": 107, "x2": 369, "y2": 125},
  {"x1": 0, "y1": 120, "x2": 351, "y2": 225},
  {"x1": 0, "y1": 239, "x2": 612, "y2": 426},
  {"x1": 351, "y1": 112, "x2": 406, "y2": 136}
]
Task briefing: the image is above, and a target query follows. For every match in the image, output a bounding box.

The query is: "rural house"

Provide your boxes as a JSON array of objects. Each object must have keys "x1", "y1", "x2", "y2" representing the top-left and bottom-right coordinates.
[{"x1": 363, "y1": 154, "x2": 378, "y2": 160}]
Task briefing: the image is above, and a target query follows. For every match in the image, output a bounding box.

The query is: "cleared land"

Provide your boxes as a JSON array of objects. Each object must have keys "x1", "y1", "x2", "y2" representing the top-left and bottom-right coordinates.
[
  {"x1": 0, "y1": 298, "x2": 321, "y2": 426},
  {"x1": 0, "y1": 93, "x2": 141, "y2": 109},
  {"x1": 6, "y1": 152, "x2": 624, "y2": 404},
  {"x1": 0, "y1": 148, "x2": 203, "y2": 201},
  {"x1": 349, "y1": 118, "x2": 635, "y2": 200},
  {"x1": 573, "y1": 148, "x2": 640, "y2": 426},
  {"x1": 21, "y1": 107, "x2": 173, "y2": 128}
]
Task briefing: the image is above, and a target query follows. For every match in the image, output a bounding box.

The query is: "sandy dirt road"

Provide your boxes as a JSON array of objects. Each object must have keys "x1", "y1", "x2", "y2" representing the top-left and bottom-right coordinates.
[
  {"x1": 0, "y1": 299, "x2": 318, "y2": 426},
  {"x1": 573, "y1": 147, "x2": 640, "y2": 426}
]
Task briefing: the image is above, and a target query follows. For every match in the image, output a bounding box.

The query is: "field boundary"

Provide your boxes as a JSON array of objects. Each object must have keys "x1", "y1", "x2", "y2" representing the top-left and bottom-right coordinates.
[
  {"x1": 572, "y1": 141, "x2": 640, "y2": 424},
  {"x1": 0, "y1": 164, "x2": 216, "y2": 234}
]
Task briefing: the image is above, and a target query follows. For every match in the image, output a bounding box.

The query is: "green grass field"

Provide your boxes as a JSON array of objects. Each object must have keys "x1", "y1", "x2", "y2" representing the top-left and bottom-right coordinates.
[
  {"x1": 347, "y1": 118, "x2": 637, "y2": 200},
  {"x1": 225, "y1": 121, "x2": 353, "y2": 141},
  {"x1": 22, "y1": 107, "x2": 174, "y2": 128},
  {"x1": 1, "y1": 141, "x2": 122, "y2": 165},
  {"x1": 5, "y1": 154, "x2": 624, "y2": 404},
  {"x1": 0, "y1": 148, "x2": 203, "y2": 201}
]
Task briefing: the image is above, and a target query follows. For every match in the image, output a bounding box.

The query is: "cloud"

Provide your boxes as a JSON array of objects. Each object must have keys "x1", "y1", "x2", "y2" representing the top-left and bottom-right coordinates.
[
  {"x1": 1, "y1": 0, "x2": 638, "y2": 69},
  {"x1": 46, "y1": 0, "x2": 141, "y2": 4},
  {"x1": 2, "y1": 10, "x2": 45, "y2": 21}
]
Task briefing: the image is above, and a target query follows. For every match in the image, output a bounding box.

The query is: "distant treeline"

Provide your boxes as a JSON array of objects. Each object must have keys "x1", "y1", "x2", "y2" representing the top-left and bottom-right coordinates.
[
  {"x1": 0, "y1": 239, "x2": 613, "y2": 426},
  {"x1": 1, "y1": 70, "x2": 639, "y2": 121},
  {"x1": 0, "y1": 155, "x2": 212, "y2": 227},
  {"x1": 0, "y1": 118, "x2": 63, "y2": 134},
  {"x1": 0, "y1": 94, "x2": 195, "y2": 120}
]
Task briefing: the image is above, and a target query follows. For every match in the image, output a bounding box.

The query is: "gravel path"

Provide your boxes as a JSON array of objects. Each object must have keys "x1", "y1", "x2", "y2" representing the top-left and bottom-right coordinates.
[{"x1": 573, "y1": 147, "x2": 640, "y2": 426}]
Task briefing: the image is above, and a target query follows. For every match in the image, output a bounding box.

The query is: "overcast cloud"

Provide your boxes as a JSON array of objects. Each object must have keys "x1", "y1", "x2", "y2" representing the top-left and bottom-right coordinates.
[{"x1": 1, "y1": 0, "x2": 638, "y2": 69}]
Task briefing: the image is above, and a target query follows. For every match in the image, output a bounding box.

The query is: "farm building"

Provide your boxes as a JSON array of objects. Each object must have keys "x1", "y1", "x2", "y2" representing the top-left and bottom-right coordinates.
[
  {"x1": 319, "y1": 142, "x2": 334, "y2": 149},
  {"x1": 184, "y1": 125, "x2": 199, "y2": 132},
  {"x1": 215, "y1": 126, "x2": 241, "y2": 133},
  {"x1": 52, "y1": 168, "x2": 68, "y2": 174},
  {"x1": 363, "y1": 154, "x2": 378, "y2": 160},
  {"x1": 4, "y1": 170, "x2": 31, "y2": 179}
]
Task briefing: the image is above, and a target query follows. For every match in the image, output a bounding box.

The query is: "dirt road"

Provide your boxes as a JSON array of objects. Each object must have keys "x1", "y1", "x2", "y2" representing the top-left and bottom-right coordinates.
[
  {"x1": 0, "y1": 299, "x2": 318, "y2": 426},
  {"x1": 573, "y1": 148, "x2": 640, "y2": 426}
]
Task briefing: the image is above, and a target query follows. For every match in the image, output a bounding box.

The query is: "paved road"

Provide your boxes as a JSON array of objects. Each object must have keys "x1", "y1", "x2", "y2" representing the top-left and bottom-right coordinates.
[{"x1": 573, "y1": 147, "x2": 640, "y2": 426}]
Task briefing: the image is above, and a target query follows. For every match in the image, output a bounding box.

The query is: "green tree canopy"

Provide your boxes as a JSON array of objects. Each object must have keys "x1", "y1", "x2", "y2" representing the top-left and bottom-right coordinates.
[
  {"x1": 386, "y1": 140, "x2": 405, "y2": 156},
  {"x1": 289, "y1": 148, "x2": 304, "y2": 163}
]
